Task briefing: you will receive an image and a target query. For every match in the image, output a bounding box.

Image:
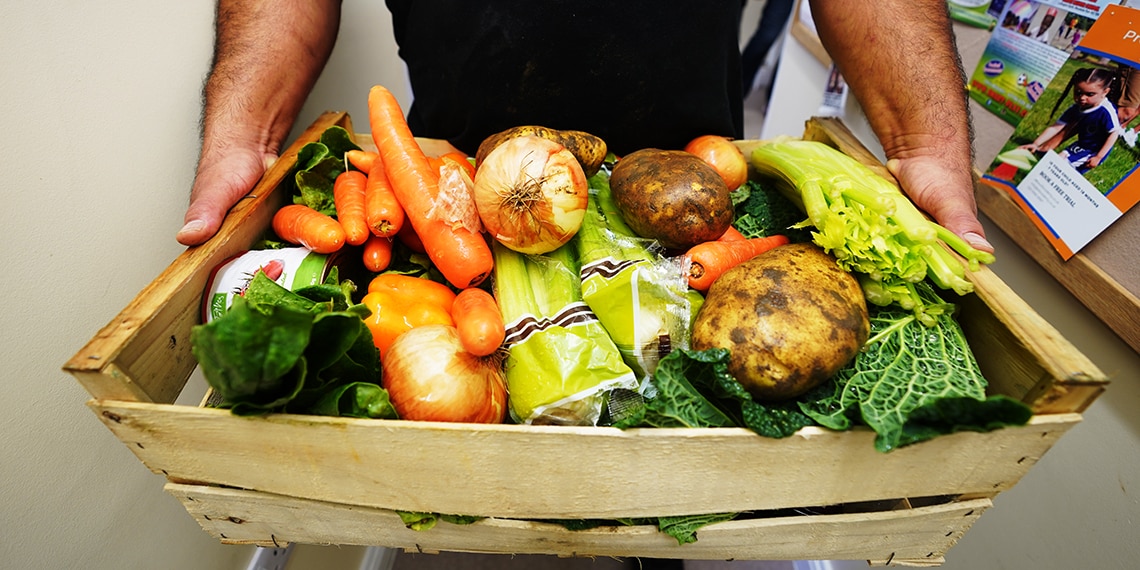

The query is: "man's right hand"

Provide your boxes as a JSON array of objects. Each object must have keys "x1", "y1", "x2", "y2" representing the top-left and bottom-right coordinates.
[{"x1": 176, "y1": 147, "x2": 276, "y2": 246}]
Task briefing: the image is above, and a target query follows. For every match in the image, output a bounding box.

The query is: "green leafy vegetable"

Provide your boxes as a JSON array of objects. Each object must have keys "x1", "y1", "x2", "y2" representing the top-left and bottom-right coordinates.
[
  {"x1": 290, "y1": 125, "x2": 362, "y2": 216},
  {"x1": 798, "y1": 282, "x2": 1031, "y2": 452},
  {"x1": 191, "y1": 269, "x2": 393, "y2": 418},
  {"x1": 655, "y1": 512, "x2": 740, "y2": 545},
  {"x1": 614, "y1": 349, "x2": 815, "y2": 438},
  {"x1": 395, "y1": 511, "x2": 484, "y2": 531},
  {"x1": 729, "y1": 180, "x2": 813, "y2": 242}
]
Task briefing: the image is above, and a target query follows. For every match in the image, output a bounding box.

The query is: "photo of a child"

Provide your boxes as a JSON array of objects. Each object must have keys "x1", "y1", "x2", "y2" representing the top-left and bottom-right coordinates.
[
  {"x1": 1019, "y1": 67, "x2": 1120, "y2": 173},
  {"x1": 987, "y1": 55, "x2": 1140, "y2": 194}
]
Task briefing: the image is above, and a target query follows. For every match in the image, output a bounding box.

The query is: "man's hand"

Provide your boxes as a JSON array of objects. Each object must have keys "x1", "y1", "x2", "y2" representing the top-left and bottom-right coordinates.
[
  {"x1": 177, "y1": 147, "x2": 277, "y2": 246},
  {"x1": 887, "y1": 156, "x2": 994, "y2": 254},
  {"x1": 178, "y1": 0, "x2": 341, "y2": 246}
]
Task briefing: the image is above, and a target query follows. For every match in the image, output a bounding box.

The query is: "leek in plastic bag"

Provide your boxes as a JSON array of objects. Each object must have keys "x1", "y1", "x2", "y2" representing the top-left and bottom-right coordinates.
[
  {"x1": 492, "y1": 240, "x2": 637, "y2": 425},
  {"x1": 575, "y1": 171, "x2": 703, "y2": 380}
]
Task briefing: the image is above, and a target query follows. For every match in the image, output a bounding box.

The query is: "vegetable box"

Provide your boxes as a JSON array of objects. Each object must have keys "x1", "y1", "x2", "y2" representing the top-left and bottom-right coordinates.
[{"x1": 63, "y1": 113, "x2": 1108, "y2": 567}]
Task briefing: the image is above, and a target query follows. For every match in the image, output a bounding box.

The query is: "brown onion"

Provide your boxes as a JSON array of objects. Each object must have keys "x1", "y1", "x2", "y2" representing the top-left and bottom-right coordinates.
[
  {"x1": 472, "y1": 135, "x2": 588, "y2": 254},
  {"x1": 381, "y1": 324, "x2": 507, "y2": 423},
  {"x1": 684, "y1": 135, "x2": 749, "y2": 191}
]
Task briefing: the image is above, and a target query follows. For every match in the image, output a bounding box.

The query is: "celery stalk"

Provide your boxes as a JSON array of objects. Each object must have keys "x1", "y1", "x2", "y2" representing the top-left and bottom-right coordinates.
[{"x1": 750, "y1": 139, "x2": 995, "y2": 315}]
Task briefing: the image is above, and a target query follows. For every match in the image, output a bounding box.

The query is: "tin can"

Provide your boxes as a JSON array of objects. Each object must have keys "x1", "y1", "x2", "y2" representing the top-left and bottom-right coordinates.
[{"x1": 201, "y1": 247, "x2": 338, "y2": 322}]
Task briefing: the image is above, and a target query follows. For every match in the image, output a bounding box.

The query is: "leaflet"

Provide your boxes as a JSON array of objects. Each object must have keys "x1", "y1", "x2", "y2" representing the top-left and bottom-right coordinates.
[{"x1": 981, "y1": 4, "x2": 1140, "y2": 259}]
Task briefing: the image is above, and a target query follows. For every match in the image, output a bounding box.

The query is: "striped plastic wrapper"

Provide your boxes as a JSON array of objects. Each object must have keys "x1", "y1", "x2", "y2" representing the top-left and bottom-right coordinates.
[{"x1": 492, "y1": 241, "x2": 637, "y2": 426}]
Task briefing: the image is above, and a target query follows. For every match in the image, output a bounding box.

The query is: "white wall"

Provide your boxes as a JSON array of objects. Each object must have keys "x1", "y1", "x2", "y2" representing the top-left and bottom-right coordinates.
[
  {"x1": 0, "y1": 2, "x2": 405, "y2": 569},
  {"x1": 764, "y1": 21, "x2": 1140, "y2": 570}
]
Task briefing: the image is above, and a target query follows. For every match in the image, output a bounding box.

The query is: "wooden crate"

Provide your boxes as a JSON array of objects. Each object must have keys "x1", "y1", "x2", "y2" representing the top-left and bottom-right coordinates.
[{"x1": 63, "y1": 113, "x2": 1108, "y2": 567}]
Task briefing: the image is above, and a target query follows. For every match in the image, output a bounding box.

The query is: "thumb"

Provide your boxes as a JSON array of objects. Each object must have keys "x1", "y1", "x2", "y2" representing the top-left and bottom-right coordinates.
[{"x1": 177, "y1": 151, "x2": 274, "y2": 246}]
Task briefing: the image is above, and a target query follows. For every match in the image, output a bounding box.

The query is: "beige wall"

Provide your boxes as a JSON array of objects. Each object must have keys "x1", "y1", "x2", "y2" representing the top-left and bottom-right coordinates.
[
  {"x1": 5, "y1": 1, "x2": 1137, "y2": 569},
  {"x1": 1, "y1": 2, "x2": 405, "y2": 568}
]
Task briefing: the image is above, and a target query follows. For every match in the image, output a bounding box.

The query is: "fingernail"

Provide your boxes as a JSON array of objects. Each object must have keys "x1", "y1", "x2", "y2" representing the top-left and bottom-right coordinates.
[
  {"x1": 964, "y1": 231, "x2": 992, "y2": 251},
  {"x1": 178, "y1": 220, "x2": 205, "y2": 236}
]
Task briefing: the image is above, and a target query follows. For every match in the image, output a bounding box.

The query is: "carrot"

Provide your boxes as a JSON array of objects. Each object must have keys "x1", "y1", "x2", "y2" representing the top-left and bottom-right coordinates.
[
  {"x1": 346, "y1": 149, "x2": 378, "y2": 174},
  {"x1": 685, "y1": 234, "x2": 791, "y2": 292},
  {"x1": 368, "y1": 85, "x2": 494, "y2": 288},
  {"x1": 451, "y1": 287, "x2": 506, "y2": 357},
  {"x1": 362, "y1": 234, "x2": 394, "y2": 272},
  {"x1": 718, "y1": 226, "x2": 747, "y2": 241},
  {"x1": 272, "y1": 204, "x2": 346, "y2": 254},
  {"x1": 334, "y1": 170, "x2": 370, "y2": 246},
  {"x1": 440, "y1": 151, "x2": 476, "y2": 179},
  {"x1": 364, "y1": 162, "x2": 405, "y2": 238},
  {"x1": 395, "y1": 219, "x2": 426, "y2": 253}
]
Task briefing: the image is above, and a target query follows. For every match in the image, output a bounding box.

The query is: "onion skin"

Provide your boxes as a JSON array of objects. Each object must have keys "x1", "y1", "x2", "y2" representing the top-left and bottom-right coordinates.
[
  {"x1": 381, "y1": 324, "x2": 508, "y2": 423},
  {"x1": 684, "y1": 135, "x2": 749, "y2": 191},
  {"x1": 473, "y1": 135, "x2": 588, "y2": 255}
]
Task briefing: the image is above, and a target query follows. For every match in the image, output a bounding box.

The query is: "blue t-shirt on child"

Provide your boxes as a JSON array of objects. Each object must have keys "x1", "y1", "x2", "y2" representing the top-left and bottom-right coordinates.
[{"x1": 1057, "y1": 99, "x2": 1120, "y2": 171}]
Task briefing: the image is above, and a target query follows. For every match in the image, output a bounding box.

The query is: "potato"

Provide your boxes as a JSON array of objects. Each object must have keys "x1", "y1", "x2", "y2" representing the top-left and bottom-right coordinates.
[
  {"x1": 476, "y1": 125, "x2": 608, "y2": 177},
  {"x1": 609, "y1": 148, "x2": 732, "y2": 250},
  {"x1": 691, "y1": 242, "x2": 869, "y2": 402}
]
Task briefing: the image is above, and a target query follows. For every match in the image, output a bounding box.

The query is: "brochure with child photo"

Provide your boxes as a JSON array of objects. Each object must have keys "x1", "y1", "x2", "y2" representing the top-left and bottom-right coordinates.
[
  {"x1": 982, "y1": 4, "x2": 1140, "y2": 259},
  {"x1": 967, "y1": 0, "x2": 1119, "y2": 126}
]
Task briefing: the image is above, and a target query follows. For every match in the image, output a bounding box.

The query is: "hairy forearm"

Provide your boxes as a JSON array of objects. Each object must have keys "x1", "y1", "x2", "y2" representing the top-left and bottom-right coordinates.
[
  {"x1": 808, "y1": 0, "x2": 973, "y2": 168},
  {"x1": 202, "y1": 0, "x2": 342, "y2": 158}
]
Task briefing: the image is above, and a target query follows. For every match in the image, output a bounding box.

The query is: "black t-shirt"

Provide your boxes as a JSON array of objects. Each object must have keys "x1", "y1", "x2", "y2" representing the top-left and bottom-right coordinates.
[{"x1": 385, "y1": 1, "x2": 746, "y2": 156}]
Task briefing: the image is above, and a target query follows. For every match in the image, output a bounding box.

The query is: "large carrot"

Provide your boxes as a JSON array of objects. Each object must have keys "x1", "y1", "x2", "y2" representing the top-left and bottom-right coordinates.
[
  {"x1": 368, "y1": 85, "x2": 494, "y2": 288},
  {"x1": 272, "y1": 204, "x2": 347, "y2": 254},
  {"x1": 451, "y1": 287, "x2": 505, "y2": 357},
  {"x1": 685, "y1": 234, "x2": 791, "y2": 292},
  {"x1": 334, "y1": 170, "x2": 370, "y2": 246},
  {"x1": 364, "y1": 162, "x2": 405, "y2": 238},
  {"x1": 395, "y1": 219, "x2": 426, "y2": 253},
  {"x1": 346, "y1": 149, "x2": 378, "y2": 174},
  {"x1": 362, "y1": 234, "x2": 394, "y2": 272},
  {"x1": 718, "y1": 226, "x2": 747, "y2": 241}
]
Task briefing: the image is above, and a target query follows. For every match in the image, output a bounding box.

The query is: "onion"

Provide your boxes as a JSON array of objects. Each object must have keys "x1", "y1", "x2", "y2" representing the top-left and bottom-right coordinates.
[
  {"x1": 381, "y1": 324, "x2": 508, "y2": 423},
  {"x1": 684, "y1": 135, "x2": 749, "y2": 191},
  {"x1": 473, "y1": 135, "x2": 588, "y2": 254}
]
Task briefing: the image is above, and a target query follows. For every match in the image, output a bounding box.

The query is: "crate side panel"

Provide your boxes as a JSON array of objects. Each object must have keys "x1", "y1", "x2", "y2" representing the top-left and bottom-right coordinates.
[
  {"x1": 92, "y1": 400, "x2": 1076, "y2": 519},
  {"x1": 166, "y1": 483, "x2": 990, "y2": 563}
]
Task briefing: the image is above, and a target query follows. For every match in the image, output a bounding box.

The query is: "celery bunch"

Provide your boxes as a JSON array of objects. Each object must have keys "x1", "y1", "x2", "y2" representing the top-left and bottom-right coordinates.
[
  {"x1": 492, "y1": 240, "x2": 637, "y2": 425},
  {"x1": 575, "y1": 171, "x2": 702, "y2": 380},
  {"x1": 750, "y1": 139, "x2": 994, "y2": 312}
]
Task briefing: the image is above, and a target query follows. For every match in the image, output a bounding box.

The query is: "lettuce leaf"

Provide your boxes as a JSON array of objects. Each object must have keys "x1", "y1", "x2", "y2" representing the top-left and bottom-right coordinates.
[{"x1": 191, "y1": 269, "x2": 392, "y2": 418}]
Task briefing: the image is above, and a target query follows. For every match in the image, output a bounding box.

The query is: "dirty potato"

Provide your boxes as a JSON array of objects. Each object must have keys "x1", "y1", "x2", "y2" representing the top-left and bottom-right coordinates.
[
  {"x1": 476, "y1": 125, "x2": 608, "y2": 177},
  {"x1": 609, "y1": 148, "x2": 733, "y2": 250},
  {"x1": 691, "y1": 242, "x2": 869, "y2": 402}
]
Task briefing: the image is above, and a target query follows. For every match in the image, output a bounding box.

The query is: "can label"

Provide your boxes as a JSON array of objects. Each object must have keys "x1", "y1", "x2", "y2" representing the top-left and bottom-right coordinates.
[{"x1": 201, "y1": 248, "x2": 332, "y2": 322}]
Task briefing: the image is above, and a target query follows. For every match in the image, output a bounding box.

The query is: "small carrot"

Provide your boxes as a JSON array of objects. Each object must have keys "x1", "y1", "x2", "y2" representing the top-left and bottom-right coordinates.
[
  {"x1": 396, "y1": 219, "x2": 426, "y2": 253},
  {"x1": 685, "y1": 234, "x2": 791, "y2": 292},
  {"x1": 346, "y1": 149, "x2": 378, "y2": 174},
  {"x1": 451, "y1": 287, "x2": 506, "y2": 357},
  {"x1": 272, "y1": 204, "x2": 347, "y2": 254},
  {"x1": 365, "y1": 163, "x2": 405, "y2": 238},
  {"x1": 362, "y1": 234, "x2": 394, "y2": 272},
  {"x1": 334, "y1": 170, "x2": 370, "y2": 246},
  {"x1": 718, "y1": 226, "x2": 747, "y2": 241},
  {"x1": 368, "y1": 84, "x2": 494, "y2": 288}
]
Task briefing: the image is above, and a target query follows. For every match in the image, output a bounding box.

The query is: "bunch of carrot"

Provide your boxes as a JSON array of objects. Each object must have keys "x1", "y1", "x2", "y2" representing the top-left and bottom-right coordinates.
[{"x1": 272, "y1": 86, "x2": 494, "y2": 285}]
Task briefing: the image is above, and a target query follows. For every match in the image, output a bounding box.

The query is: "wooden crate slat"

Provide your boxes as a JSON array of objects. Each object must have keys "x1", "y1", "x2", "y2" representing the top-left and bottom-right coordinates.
[
  {"x1": 92, "y1": 399, "x2": 1075, "y2": 520},
  {"x1": 166, "y1": 482, "x2": 989, "y2": 566}
]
